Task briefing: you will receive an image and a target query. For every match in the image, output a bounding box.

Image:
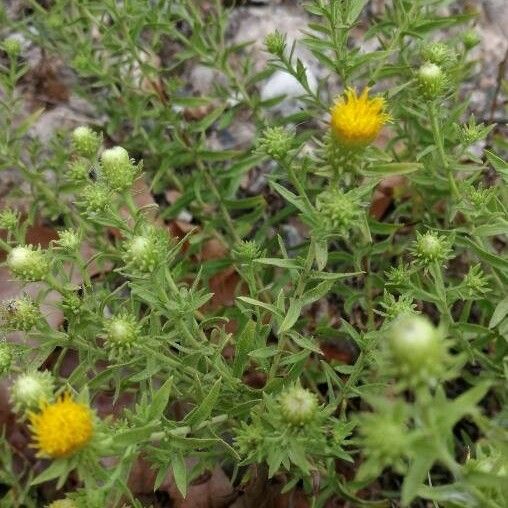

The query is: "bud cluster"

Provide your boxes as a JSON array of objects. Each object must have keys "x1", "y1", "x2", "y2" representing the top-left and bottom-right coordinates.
[
  {"x1": 461, "y1": 264, "x2": 490, "y2": 299},
  {"x1": 412, "y1": 231, "x2": 452, "y2": 266},
  {"x1": 1, "y1": 296, "x2": 41, "y2": 331},
  {"x1": 264, "y1": 30, "x2": 286, "y2": 57},
  {"x1": 421, "y1": 41, "x2": 456, "y2": 67},
  {"x1": 378, "y1": 292, "x2": 418, "y2": 322},
  {"x1": 10, "y1": 370, "x2": 55, "y2": 413},
  {"x1": 80, "y1": 183, "x2": 111, "y2": 213},
  {"x1": 256, "y1": 126, "x2": 294, "y2": 161},
  {"x1": 316, "y1": 188, "x2": 362, "y2": 237},
  {"x1": 72, "y1": 126, "x2": 101, "y2": 159},
  {"x1": 233, "y1": 240, "x2": 265, "y2": 263},
  {"x1": 99, "y1": 146, "x2": 139, "y2": 191},
  {"x1": 0, "y1": 208, "x2": 19, "y2": 231},
  {"x1": 279, "y1": 385, "x2": 318, "y2": 425},
  {"x1": 416, "y1": 62, "x2": 447, "y2": 100},
  {"x1": 122, "y1": 227, "x2": 169, "y2": 274},
  {"x1": 2, "y1": 37, "x2": 21, "y2": 57},
  {"x1": 7, "y1": 245, "x2": 50, "y2": 282},
  {"x1": 103, "y1": 313, "x2": 141, "y2": 354},
  {"x1": 56, "y1": 229, "x2": 81, "y2": 252},
  {"x1": 386, "y1": 314, "x2": 449, "y2": 386}
]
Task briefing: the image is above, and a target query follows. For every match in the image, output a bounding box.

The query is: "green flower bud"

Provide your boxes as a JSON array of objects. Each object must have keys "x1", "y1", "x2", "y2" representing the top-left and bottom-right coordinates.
[
  {"x1": 0, "y1": 208, "x2": 19, "y2": 231},
  {"x1": 413, "y1": 231, "x2": 452, "y2": 266},
  {"x1": 72, "y1": 126, "x2": 101, "y2": 159},
  {"x1": 356, "y1": 399, "x2": 410, "y2": 480},
  {"x1": 378, "y1": 292, "x2": 418, "y2": 322},
  {"x1": 2, "y1": 37, "x2": 21, "y2": 58},
  {"x1": 458, "y1": 116, "x2": 494, "y2": 146},
  {"x1": 385, "y1": 265, "x2": 412, "y2": 288},
  {"x1": 81, "y1": 183, "x2": 111, "y2": 213},
  {"x1": 122, "y1": 227, "x2": 168, "y2": 273},
  {"x1": 256, "y1": 126, "x2": 294, "y2": 161},
  {"x1": 417, "y1": 62, "x2": 447, "y2": 99},
  {"x1": 465, "y1": 185, "x2": 494, "y2": 210},
  {"x1": 387, "y1": 314, "x2": 448, "y2": 385},
  {"x1": 47, "y1": 500, "x2": 77, "y2": 508},
  {"x1": 462, "y1": 264, "x2": 490, "y2": 299},
  {"x1": 100, "y1": 146, "x2": 138, "y2": 191},
  {"x1": 7, "y1": 245, "x2": 50, "y2": 282},
  {"x1": 279, "y1": 385, "x2": 318, "y2": 425},
  {"x1": 0, "y1": 342, "x2": 13, "y2": 376},
  {"x1": 316, "y1": 189, "x2": 362, "y2": 237},
  {"x1": 264, "y1": 30, "x2": 286, "y2": 57},
  {"x1": 463, "y1": 29, "x2": 480, "y2": 50},
  {"x1": 67, "y1": 159, "x2": 91, "y2": 183},
  {"x1": 56, "y1": 229, "x2": 81, "y2": 252},
  {"x1": 62, "y1": 293, "x2": 82, "y2": 318},
  {"x1": 103, "y1": 313, "x2": 140, "y2": 353},
  {"x1": 1, "y1": 296, "x2": 41, "y2": 331},
  {"x1": 232, "y1": 240, "x2": 265, "y2": 263},
  {"x1": 421, "y1": 41, "x2": 455, "y2": 66},
  {"x1": 10, "y1": 370, "x2": 54, "y2": 413}
]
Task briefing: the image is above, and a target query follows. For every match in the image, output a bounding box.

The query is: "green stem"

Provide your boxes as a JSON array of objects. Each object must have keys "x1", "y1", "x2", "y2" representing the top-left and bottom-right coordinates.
[{"x1": 428, "y1": 102, "x2": 459, "y2": 200}]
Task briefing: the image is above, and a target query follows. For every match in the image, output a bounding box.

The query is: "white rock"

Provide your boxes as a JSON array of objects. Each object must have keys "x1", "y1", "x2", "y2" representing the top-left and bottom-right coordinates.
[{"x1": 260, "y1": 67, "x2": 318, "y2": 115}]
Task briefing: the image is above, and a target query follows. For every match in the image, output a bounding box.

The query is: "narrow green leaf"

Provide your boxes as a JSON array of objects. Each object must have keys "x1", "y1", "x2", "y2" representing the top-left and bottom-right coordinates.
[{"x1": 185, "y1": 378, "x2": 222, "y2": 426}]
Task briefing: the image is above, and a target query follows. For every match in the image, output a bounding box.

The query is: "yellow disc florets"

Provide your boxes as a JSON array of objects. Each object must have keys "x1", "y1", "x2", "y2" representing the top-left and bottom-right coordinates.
[
  {"x1": 330, "y1": 88, "x2": 390, "y2": 149},
  {"x1": 29, "y1": 393, "x2": 93, "y2": 458}
]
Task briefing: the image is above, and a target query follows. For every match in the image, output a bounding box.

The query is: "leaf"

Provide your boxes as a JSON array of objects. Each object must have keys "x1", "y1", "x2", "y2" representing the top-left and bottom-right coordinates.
[
  {"x1": 232, "y1": 320, "x2": 256, "y2": 376},
  {"x1": 254, "y1": 257, "x2": 301, "y2": 269},
  {"x1": 362, "y1": 162, "x2": 422, "y2": 177},
  {"x1": 248, "y1": 346, "x2": 278, "y2": 359},
  {"x1": 346, "y1": 0, "x2": 369, "y2": 24},
  {"x1": 236, "y1": 296, "x2": 283, "y2": 317},
  {"x1": 314, "y1": 238, "x2": 328, "y2": 270},
  {"x1": 302, "y1": 279, "x2": 335, "y2": 307},
  {"x1": 485, "y1": 149, "x2": 508, "y2": 183},
  {"x1": 401, "y1": 450, "x2": 436, "y2": 506},
  {"x1": 279, "y1": 298, "x2": 302, "y2": 333},
  {"x1": 269, "y1": 180, "x2": 312, "y2": 214},
  {"x1": 171, "y1": 452, "x2": 187, "y2": 498},
  {"x1": 32, "y1": 459, "x2": 71, "y2": 486},
  {"x1": 474, "y1": 219, "x2": 508, "y2": 237},
  {"x1": 114, "y1": 425, "x2": 157, "y2": 447},
  {"x1": 148, "y1": 377, "x2": 173, "y2": 420},
  {"x1": 489, "y1": 296, "x2": 508, "y2": 328},
  {"x1": 185, "y1": 378, "x2": 222, "y2": 426}
]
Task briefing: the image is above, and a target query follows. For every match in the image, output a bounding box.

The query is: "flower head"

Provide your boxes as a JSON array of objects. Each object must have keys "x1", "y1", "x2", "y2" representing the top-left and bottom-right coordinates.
[
  {"x1": 72, "y1": 126, "x2": 101, "y2": 159},
  {"x1": 417, "y1": 63, "x2": 447, "y2": 99},
  {"x1": 256, "y1": 126, "x2": 294, "y2": 161},
  {"x1": 330, "y1": 88, "x2": 390, "y2": 149},
  {"x1": 103, "y1": 312, "x2": 141, "y2": 354},
  {"x1": 316, "y1": 188, "x2": 363, "y2": 237},
  {"x1": 56, "y1": 229, "x2": 81, "y2": 252},
  {"x1": 10, "y1": 371, "x2": 55, "y2": 413},
  {"x1": 1, "y1": 295, "x2": 41, "y2": 331},
  {"x1": 29, "y1": 393, "x2": 93, "y2": 458},
  {"x1": 122, "y1": 227, "x2": 169, "y2": 273},
  {"x1": 0, "y1": 208, "x2": 19, "y2": 231},
  {"x1": 279, "y1": 385, "x2": 318, "y2": 425},
  {"x1": 100, "y1": 146, "x2": 138, "y2": 191},
  {"x1": 7, "y1": 245, "x2": 49, "y2": 282}
]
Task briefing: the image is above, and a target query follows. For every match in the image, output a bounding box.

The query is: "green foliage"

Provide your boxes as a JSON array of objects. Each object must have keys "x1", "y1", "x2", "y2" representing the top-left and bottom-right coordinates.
[{"x1": 0, "y1": 0, "x2": 507, "y2": 507}]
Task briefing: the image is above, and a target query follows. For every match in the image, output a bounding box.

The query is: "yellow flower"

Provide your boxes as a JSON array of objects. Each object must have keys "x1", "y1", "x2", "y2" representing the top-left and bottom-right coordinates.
[
  {"x1": 29, "y1": 393, "x2": 93, "y2": 458},
  {"x1": 330, "y1": 88, "x2": 390, "y2": 148}
]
